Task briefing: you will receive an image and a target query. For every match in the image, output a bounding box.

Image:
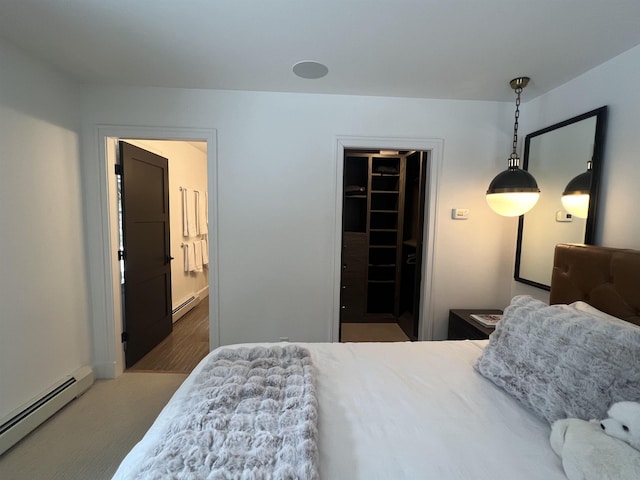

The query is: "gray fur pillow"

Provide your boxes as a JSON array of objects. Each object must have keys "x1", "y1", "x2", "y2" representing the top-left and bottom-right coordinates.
[{"x1": 475, "y1": 295, "x2": 640, "y2": 424}]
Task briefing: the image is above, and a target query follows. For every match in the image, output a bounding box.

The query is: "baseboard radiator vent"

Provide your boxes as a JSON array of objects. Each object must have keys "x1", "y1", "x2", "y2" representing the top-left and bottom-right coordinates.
[
  {"x1": 172, "y1": 295, "x2": 198, "y2": 323},
  {"x1": 0, "y1": 366, "x2": 94, "y2": 455}
]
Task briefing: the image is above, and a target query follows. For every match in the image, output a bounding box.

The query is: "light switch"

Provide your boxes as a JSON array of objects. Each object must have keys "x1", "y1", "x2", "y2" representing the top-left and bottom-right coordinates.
[{"x1": 451, "y1": 208, "x2": 469, "y2": 220}]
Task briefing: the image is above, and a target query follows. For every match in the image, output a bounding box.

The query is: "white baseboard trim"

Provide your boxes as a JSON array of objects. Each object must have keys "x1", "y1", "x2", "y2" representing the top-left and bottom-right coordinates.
[
  {"x1": 93, "y1": 361, "x2": 117, "y2": 379},
  {"x1": 172, "y1": 286, "x2": 209, "y2": 323},
  {"x1": 196, "y1": 286, "x2": 209, "y2": 300},
  {"x1": 0, "y1": 366, "x2": 94, "y2": 455}
]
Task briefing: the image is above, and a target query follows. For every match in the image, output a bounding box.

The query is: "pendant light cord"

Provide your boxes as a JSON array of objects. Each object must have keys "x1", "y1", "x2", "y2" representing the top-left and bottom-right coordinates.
[{"x1": 509, "y1": 85, "x2": 522, "y2": 167}]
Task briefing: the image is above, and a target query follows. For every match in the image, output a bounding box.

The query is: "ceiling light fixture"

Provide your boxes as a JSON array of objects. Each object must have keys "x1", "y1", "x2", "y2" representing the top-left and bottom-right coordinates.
[
  {"x1": 292, "y1": 61, "x2": 329, "y2": 79},
  {"x1": 486, "y1": 77, "x2": 540, "y2": 217},
  {"x1": 561, "y1": 160, "x2": 592, "y2": 218}
]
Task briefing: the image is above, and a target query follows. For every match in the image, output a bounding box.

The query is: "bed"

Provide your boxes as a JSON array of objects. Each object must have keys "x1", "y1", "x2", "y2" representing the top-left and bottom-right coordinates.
[{"x1": 112, "y1": 243, "x2": 640, "y2": 479}]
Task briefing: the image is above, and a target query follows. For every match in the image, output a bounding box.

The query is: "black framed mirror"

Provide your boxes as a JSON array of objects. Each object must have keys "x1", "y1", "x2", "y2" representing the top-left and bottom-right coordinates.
[{"x1": 514, "y1": 106, "x2": 608, "y2": 290}]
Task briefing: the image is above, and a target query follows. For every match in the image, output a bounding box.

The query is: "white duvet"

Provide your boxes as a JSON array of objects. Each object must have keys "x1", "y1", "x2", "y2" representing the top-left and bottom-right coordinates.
[{"x1": 114, "y1": 340, "x2": 567, "y2": 480}]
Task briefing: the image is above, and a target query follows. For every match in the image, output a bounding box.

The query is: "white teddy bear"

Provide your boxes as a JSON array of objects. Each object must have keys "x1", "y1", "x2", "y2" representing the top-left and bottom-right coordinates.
[
  {"x1": 599, "y1": 401, "x2": 640, "y2": 451},
  {"x1": 550, "y1": 417, "x2": 640, "y2": 480}
]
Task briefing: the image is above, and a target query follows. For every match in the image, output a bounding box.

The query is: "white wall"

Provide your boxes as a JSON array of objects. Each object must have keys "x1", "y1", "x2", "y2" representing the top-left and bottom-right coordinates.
[
  {"x1": 81, "y1": 85, "x2": 518, "y2": 366},
  {"x1": 123, "y1": 139, "x2": 209, "y2": 311},
  {"x1": 4, "y1": 35, "x2": 638, "y2": 398},
  {"x1": 512, "y1": 43, "x2": 640, "y2": 302},
  {"x1": 3, "y1": 31, "x2": 637, "y2": 395},
  {"x1": 0, "y1": 40, "x2": 91, "y2": 419}
]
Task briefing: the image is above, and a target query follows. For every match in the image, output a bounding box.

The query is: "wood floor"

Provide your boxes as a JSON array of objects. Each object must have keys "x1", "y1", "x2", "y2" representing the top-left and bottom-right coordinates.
[
  {"x1": 127, "y1": 297, "x2": 210, "y2": 373},
  {"x1": 127, "y1": 299, "x2": 408, "y2": 373},
  {"x1": 341, "y1": 322, "x2": 410, "y2": 342}
]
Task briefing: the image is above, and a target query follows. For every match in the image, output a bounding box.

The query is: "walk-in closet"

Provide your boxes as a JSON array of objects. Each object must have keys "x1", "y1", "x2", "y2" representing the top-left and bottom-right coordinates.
[{"x1": 340, "y1": 149, "x2": 428, "y2": 340}]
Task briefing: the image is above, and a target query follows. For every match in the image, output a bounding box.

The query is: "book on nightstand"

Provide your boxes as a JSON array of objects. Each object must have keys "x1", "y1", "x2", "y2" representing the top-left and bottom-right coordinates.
[{"x1": 470, "y1": 313, "x2": 503, "y2": 327}]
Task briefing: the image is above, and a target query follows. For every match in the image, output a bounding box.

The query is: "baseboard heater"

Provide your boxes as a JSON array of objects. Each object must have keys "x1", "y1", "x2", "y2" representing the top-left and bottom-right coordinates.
[
  {"x1": 0, "y1": 366, "x2": 93, "y2": 455},
  {"x1": 172, "y1": 295, "x2": 198, "y2": 323}
]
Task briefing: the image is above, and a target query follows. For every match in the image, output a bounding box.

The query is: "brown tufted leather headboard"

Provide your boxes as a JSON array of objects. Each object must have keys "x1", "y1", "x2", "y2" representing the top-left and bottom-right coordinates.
[{"x1": 550, "y1": 243, "x2": 640, "y2": 326}]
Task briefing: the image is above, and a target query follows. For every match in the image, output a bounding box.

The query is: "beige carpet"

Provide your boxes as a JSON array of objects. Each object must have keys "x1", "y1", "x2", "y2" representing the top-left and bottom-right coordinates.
[
  {"x1": 0, "y1": 372, "x2": 187, "y2": 480},
  {"x1": 341, "y1": 322, "x2": 410, "y2": 342}
]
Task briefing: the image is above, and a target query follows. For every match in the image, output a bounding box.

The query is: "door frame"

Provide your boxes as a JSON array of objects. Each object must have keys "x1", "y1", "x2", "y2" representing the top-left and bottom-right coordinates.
[
  {"x1": 92, "y1": 125, "x2": 218, "y2": 378},
  {"x1": 332, "y1": 136, "x2": 443, "y2": 342}
]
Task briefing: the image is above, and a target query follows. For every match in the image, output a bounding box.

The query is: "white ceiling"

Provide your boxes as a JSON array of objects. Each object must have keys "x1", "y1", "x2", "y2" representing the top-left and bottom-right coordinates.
[{"x1": 1, "y1": 0, "x2": 640, "y2": 102}]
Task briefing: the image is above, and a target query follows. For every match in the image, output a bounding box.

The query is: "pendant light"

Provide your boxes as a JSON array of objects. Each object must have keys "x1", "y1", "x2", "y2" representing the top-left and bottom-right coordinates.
[
  {"x1": 561, "y1": 160, "x2": 592, "y2": 219},
  {"x1": 486, "y1": 77, "x2": 540, "y2": 217}
]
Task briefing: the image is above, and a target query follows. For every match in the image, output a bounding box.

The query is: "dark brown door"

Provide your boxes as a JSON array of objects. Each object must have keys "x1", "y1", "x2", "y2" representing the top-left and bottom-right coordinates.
[
  {"x1": 120, "y1": 141, "x2": 173, "y2": 368},
  {"x1": 399, "y1": 151, "x2": 427, "y2": 340}
]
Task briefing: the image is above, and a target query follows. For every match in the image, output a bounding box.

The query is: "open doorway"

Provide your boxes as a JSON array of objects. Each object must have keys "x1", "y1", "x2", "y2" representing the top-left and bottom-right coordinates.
[
  {"x1": 339, "y1": 149, "x2": 427, "y2": 342},
  {"x1": 113, "y1": 139, "x2": 210, "y2": 373},
  {"x1": 332, "y1": 136, "x2": 442, "y2": 344}
]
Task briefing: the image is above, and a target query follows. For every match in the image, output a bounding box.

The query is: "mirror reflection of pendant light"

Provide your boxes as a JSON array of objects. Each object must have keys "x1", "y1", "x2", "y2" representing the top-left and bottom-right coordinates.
[
  {"x1": 486, "y1": 77, "x2": 541, "y2": 217},
  {"x1": 561, "y1": 160, "x2": 592, "y2": 219}
]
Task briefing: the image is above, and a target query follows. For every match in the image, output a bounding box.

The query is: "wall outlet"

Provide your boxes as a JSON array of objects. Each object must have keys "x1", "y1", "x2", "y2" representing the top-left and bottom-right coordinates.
[{"x1": 279, "y1": 337, "x2": 289, "y2": 342}]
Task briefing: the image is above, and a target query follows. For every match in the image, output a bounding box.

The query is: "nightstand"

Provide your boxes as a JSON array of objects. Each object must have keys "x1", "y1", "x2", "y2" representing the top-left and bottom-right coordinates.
[{"x1": 447, "y1": 309, "x2": 503, "y2": 340}]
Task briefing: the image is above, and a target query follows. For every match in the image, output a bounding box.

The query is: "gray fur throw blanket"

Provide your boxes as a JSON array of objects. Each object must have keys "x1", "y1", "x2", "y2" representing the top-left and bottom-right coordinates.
[{"x1": 133, "y1": 345, "x2": 319, "y2": 480}]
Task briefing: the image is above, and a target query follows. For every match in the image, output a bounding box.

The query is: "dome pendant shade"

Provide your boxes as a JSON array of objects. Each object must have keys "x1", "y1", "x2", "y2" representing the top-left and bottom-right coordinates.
[
  {"x1": 561, "y1": 169, "x2": 592, "y2": 219},
  {"x1": 486, "y1": 166, "x2": 540, "y2": 216},
  {"x1": 486, "y1": 166, "x2": 540, "y2": 194}
]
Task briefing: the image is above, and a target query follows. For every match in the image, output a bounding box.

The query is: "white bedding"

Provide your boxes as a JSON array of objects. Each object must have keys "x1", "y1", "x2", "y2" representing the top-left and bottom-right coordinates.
[{"x1": 113, "y1": 340, "x2": 567, "y2": 480}]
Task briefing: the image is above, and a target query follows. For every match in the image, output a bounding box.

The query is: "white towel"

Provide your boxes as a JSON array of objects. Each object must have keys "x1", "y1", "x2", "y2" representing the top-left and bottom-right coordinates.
[
  {"x1": 182, "y1": 188, "x2": 197, "y2": 237},
  {"x1": 184, "y1": 243, "x2": 196, "y2": 272},
  {"x1": 182, "y1": 188, "x2": 189, "y2": 236},
  {"x1": 194, "y1": 190, "x2": 200, "y2": 235},
  {"x1": 197, "y1": 190, "x2": 208, "y2": 235},
  {"x1": 194, "y1": 241, "x2": 203, "y2": 272},
  {"x1": 201, "y1": 238, "x2": 209, "y2": 266}
]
